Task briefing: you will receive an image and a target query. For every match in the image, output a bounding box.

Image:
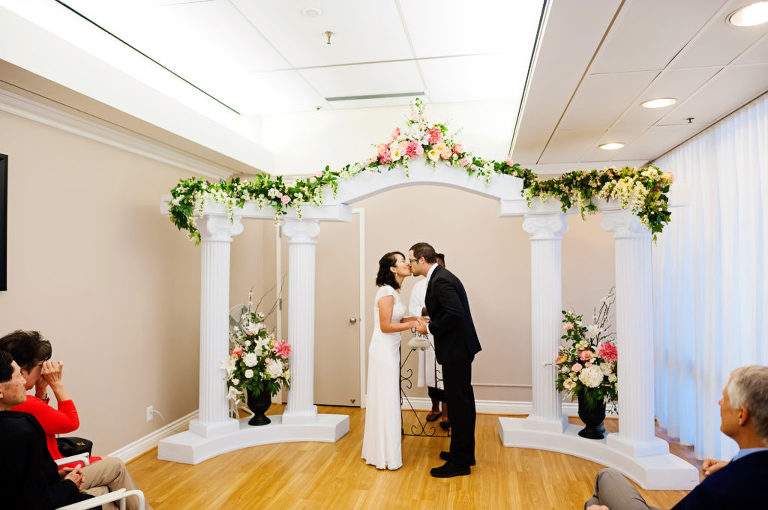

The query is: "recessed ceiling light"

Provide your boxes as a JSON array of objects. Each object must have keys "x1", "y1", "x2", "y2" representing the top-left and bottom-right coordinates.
[
  {"x1": 599, "y1": 143, "x2": 624, "y2": 151},
  {"x1": 727, "y1": 2, "x2": 768, "y2": 26},
  {"x1": 641, "y1": 98, "x2": 677, "y2": 109},
  {"x1": 302, "y1": 7, "x2": 322, "y2": 17}
]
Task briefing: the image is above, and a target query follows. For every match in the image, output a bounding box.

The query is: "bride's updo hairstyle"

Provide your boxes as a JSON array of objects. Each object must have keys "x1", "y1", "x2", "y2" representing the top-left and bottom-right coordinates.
[{"x1": 376, "y1": 251, "x2": 405, "y2": 289}]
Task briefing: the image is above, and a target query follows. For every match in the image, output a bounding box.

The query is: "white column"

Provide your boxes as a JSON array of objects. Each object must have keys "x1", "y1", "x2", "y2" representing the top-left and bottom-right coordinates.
[
  {"x1": 522, "y1": 212, "x2": 568, "y2": 432},
  {"x1": 282, "y1": 219, "x2": 321, "y2": 424},
  {"x1": 601, "y1": 210, "x2": 668, "y2": 456},
  {"x1": 189, "y1": 214, "x2": 243, "y2": 438}
]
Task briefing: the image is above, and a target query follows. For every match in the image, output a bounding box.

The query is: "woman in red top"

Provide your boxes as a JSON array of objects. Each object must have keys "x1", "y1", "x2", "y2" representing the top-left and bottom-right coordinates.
[{"x1": 0, "y1": 330, "x2": 152, "y2": 510}]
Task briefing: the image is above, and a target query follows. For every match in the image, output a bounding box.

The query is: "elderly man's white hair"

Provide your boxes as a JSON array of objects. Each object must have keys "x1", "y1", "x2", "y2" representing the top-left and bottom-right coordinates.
[{"x1": 727, "y1": 365, "x2": 768, "y2": 443}]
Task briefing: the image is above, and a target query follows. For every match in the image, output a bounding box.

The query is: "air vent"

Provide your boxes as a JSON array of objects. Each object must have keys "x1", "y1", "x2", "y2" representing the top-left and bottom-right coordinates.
[{"x1": 325, "y1": 92, "x2": 424, "y2": 101}]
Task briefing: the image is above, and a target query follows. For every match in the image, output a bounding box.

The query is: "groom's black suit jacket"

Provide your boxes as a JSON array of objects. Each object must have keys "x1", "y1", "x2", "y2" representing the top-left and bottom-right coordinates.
[{"x1": 424, "y1": 264, "x2": 481, "y2": 364}]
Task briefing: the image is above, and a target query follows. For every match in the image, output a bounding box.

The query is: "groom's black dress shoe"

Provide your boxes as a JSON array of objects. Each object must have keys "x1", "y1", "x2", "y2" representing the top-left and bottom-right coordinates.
[
  {"x1": 430, "y1": 461, "x2": 471, "y2": 478},
  {"x1": 439, "y1": 451, "x2": 476, "y2": 466}
]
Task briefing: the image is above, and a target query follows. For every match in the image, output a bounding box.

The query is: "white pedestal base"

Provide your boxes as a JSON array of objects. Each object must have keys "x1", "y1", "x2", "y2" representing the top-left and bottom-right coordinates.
[
  {"x1": 498, "y1": 417, "x2": 698, "y2": 490},
  {"x1": 158, "y1": 413, "x2": 350, "y2": 465},
  {"x1": 188, "y1": 418, "x2": 239, "y2": 439},
  {"x1": 521, "y1": 415, "x2": 567, "y2": 433}
]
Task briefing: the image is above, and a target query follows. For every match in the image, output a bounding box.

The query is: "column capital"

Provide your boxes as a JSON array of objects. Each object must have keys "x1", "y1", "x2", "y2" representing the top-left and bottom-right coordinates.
[
  {"x1": 600, "y1": 210, "x2": 650, "y2": 239},
  {"x1": 196, "y1": 214, "x2": 244, "y2": 242},
  {"x1": 522, "y1": 213, "x2": 568, "y2": 240},
  {"x1": 283, "y1": 219, "x2": 321, "y2": 244}
]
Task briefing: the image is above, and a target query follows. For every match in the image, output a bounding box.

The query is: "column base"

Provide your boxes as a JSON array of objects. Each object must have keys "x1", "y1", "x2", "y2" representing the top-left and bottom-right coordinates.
[
  {"x1": 522, "y1": 414, "x2": 568, "y2": 433},
  {"x1": 282, "y1": 405, "x2": 318, "y2": 424},
  {"x1": 188, "y1": 418, "x2": 239, "y2": 438},
  {"x1": 606, "y1": 433, "x2": 670, "y2": 457},
  {"x1": 158, "y1": 413, "x2": 350, "y2": 464},
  {"x1": 498, "y1": 417, "x2": 698, "y2": 490}
]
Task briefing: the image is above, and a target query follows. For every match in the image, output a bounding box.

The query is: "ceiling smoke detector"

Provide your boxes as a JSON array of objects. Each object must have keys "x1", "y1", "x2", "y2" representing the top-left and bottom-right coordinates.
[
  {"x1": 302, "y1": 7, "x2": 322, "y2": 17},
  {"x1": 599, "y1": 142, "x2": 624, "y2": 151},
  {"x1": 727, "y1": 2, "x2": 768, "y2": 26}
]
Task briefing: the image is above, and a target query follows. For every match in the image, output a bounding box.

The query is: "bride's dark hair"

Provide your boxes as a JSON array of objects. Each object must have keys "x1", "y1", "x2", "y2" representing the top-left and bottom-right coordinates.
[{"x1": 375, "y1": 251, "x2": 405, "y2": 289}]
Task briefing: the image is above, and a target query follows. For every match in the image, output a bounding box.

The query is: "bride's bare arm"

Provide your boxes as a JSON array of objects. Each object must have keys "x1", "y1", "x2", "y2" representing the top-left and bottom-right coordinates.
[{"x1": 378, "y1": 296, "x2": 419, "y2": 333}]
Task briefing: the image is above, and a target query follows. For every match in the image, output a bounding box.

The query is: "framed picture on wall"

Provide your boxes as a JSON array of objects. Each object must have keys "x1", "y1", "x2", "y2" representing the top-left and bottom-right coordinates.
[{"x1": 0, "y1": 154, "x2": 6, "y2": 291}]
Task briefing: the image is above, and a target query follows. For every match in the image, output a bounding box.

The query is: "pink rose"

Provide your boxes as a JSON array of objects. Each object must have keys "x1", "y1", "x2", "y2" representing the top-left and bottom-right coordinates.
[
  {"x1": 663, "y1": 172, "x2": 675, "y2": 184},
  {"x1": 315, "y1": 170, "x2": 323, "y2": 178},
  {"x1": 273, "y1": 341, "x2": 291, "y2": 359},
  {"x1": 597, "y1": 342, "x2": 618, "y2": 362},
  {"x1": 309, "y1": 177, "x2": 316, "y2": 184},
  {"x1": 411, "y1": 114, "x2": 423, "y2": 121},
  {"x1": 365, "y1": 157, "x2": 376, "y2": 165},
  {"x1": 415, "y1": 145, "x2": 424, "y2": 156},
  {"x1": 459, "y1": 157, "x2": 470, "y2": 166},
  {"x1": 505, "y1": 157, "x2": 514, "y2": 166},
  {"x1": 470, "y1": 164, "x2": 478, "y2": 171},
  {"x1": 265, "y1": 358, "x2": 273, "y2": 365},
  {"x1": 440, "y1": 149, "x2": 451, "y2": 160},
  {"x1": 453, "y1": 144, "x2": 464, "y2": 154},
  {"x1": 428, "y1": 127, "x2": 442, "y2": 145},
  {"x1": 377, "y1": 143, "x2": 389, "y2": 156},
  {"x1": 281, "y1": 194, "x2": 291, "y2": 204},
  {"x1": 585, "y1": 361, "x2": 592, "y2": 368},
  {"x1": 563, "y1": 323, "x2": 574, "y2": 331},
  {"x1": 579, "y1": 350, "x2": 593, "y2": 362},
  {"x1": 572, "y1": 363, "x2": 583, "y2": 373},
  {"x1": 391, "y1": 127, "x2": 401, "y2": 139},
  {"x1": 232, "y1": 347, "x2": 244, "y2": 357}
]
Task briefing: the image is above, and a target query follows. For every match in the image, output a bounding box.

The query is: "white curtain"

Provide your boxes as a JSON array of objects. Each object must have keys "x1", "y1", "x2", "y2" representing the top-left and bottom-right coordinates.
[{"x1": 651, "y1": 92, "x2": 768, "y2": 460}]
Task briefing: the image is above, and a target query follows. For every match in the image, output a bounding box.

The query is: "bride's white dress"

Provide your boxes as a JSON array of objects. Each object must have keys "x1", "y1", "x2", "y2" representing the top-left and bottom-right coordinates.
[{"x1": 361, "y1": 285, "x2": 403, "y2": 470}]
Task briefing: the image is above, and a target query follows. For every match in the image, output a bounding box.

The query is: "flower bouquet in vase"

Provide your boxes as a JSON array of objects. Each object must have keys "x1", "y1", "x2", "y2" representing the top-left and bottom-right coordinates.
[
  {"x1": 555, "y1": 289, "x2": 618, "y2": 439},
  {"x1": 222, "y1": 291, "x2": 291, "y2": 426}
]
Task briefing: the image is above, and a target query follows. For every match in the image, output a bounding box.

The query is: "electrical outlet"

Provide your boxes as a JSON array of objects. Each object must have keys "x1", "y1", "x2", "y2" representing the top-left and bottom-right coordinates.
[{"x1": 146, "y1": 405, "x2": 154, "y2": 422}]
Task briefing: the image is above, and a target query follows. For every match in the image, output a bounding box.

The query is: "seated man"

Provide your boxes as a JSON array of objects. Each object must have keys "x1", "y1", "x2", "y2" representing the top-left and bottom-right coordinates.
[
  {"x1": 0, "y1": 349, "x2": 93, "y2": 509},
  {"x1": 0, "y1": 330, "x2": 151, "y2": 510},
  {"x1": 585, "y1": 365, "x2": 768, "y2": 510}
]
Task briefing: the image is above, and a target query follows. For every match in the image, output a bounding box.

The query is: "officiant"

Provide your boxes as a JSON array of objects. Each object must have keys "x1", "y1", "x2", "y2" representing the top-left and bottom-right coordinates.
[{"x1": 409, "y1": 253, "x2": 449, "y2": 430}]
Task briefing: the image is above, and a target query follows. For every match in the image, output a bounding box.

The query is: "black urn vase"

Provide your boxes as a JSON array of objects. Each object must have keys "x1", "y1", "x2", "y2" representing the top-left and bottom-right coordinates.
[
  {"x1": 246, "y1": 389, "x2": 272, "y2": 426},
  {"x1": 577, "y1": 389, "x2": 606, "y2": 439}
]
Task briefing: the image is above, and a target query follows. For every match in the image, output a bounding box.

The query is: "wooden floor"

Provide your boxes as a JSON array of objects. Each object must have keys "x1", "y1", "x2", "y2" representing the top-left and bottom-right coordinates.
[{"x1": 128, "y1": 405, "x2": 696, "y2": 509}]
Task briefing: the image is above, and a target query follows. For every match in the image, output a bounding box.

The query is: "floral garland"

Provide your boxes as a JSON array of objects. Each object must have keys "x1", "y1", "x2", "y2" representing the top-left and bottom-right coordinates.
[{"x1": 168, "y1": 98, "x2": 672, "y2": 243}]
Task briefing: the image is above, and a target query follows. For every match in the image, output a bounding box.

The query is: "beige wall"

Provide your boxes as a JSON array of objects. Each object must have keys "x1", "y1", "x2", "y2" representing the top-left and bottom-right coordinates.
[{"x1": 0, "y1": 109, "x2": 203, "y2": 454}]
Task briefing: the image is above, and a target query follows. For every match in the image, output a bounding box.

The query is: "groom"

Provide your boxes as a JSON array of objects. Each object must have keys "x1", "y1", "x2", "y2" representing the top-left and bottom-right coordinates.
[{"x1": 410, "y1": 242, "x2": 481, "y2": 477}]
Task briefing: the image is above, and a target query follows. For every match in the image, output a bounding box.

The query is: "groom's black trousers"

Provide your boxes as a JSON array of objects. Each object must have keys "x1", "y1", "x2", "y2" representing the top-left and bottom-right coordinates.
[{"x1": 442, "y1": 359, "x2": 476, "y2": 466}]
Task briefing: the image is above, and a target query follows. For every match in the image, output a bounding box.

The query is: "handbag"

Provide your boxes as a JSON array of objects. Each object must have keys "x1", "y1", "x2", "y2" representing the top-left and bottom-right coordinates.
[{"x1": 56, "y1": 436, "x2": 93, "y2": 457}]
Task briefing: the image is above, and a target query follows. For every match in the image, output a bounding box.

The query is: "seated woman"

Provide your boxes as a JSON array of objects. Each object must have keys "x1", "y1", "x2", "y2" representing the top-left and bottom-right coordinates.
[{"x1": 0, "y1": 330, "x2": 152, "y2": 510}]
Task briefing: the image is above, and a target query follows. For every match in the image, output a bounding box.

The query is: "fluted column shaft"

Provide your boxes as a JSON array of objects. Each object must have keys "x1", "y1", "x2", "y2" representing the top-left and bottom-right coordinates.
[
  {"x1": 522, "y1": 212, "x2": 568, "y2": 431},
  {"x1": 190, "y1": 214, "x2": 243, "y2": 438},
  {"x1": 282, "y1": 219, "x2": 321, "y2": 423},
  {"x1": 601, "y1": 211, "x2": 664, "y2": 454}
]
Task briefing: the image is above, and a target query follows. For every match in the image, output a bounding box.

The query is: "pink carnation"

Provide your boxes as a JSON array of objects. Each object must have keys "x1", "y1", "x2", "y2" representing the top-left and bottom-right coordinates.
[
  {"x1": 563, "y1": 322, "x2": 574, "y2": 331},
  {"x1": 391, "y1": 127, "x2": 401, "y2": 139},
  {"x1": 405, "y1": 141, "x2": 420, "y2": 158},
  {"x1": 597, "y1": 342, "x2": 618, "y2": 362},
  {"x1": 379, "y1": 150, "x2": 392, "y2": 164},
  {"x1": 428, "y1": 127, "x2": 442, "y2": 144},
  {"x1": 579, "y1": 350, "x2": 593, "y2": 362},
  {"x1": 572, "y1": 363, "x2": 583, "y2": 373},
  {"x1": 232, "y1": 347, "x2": 244, "y2": 357},
  {"x1": 377, "y1": 143, "x2": 389, "y2": 156},
  {"x1": 273, "y1": 341, "x2": 291, "y2": 359},
  {"x1": 281, "y1": 194, "x2": 291, "y2": 204},
  {"x1": 453, "y1": 144, "x2": 464, "y2": 154}
]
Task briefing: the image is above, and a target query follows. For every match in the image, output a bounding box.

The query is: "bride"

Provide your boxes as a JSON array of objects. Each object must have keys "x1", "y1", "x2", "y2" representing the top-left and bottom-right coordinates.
[{"x1": 362, "y1": 251, "x2": 424, "y2": 470}]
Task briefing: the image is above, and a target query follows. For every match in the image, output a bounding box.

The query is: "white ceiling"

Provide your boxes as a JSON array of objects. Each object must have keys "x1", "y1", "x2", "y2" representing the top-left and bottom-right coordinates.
[
  {"x1": 0, "y1": 0, "x2": 766, "y2": 175},
  {"x1": 512, "y1": 0, "x2": 768, "y2": 172}
]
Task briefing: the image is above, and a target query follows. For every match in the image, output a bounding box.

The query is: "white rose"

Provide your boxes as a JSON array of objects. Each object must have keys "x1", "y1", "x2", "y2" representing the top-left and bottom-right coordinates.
[
  {"x1": 578, "y1": 365, "x2": 604, "y2": 388},
  {"x1": 563, "y1": 379, "x2": 576, "y2": 390},
  {"x1": 219, "y1": 357, "x2": 236, "y2": 375},
  {"x1": 243, "y1": 352, "x2": 258, "y2": 367},
  {"x1": 266, "y1": 359, "x2": 283, "y2": 379},
  {"x1": 245, "y1": 340, "x2": 251, "y2": 347},
  {"x1": 608, "y1": 374, "x2": 617, "y2": 383},
  {"x1": 231, "y1": 378, "x2": 239, "y2": 386},
  {"x1": 244, "y1": 369, "x2": 254, "y2": 379},
  {"x1": 585, "y1": 325, "x2": 602, "y2": 339},
  {"x1": 600, "y1": 363, "x2": 613, "y2": 375}
]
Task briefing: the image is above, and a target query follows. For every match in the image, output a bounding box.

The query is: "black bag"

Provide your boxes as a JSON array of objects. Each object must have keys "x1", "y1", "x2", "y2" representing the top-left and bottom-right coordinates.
[{"x1": 56, "y1": 436, "x2": 93, "y2": 457}]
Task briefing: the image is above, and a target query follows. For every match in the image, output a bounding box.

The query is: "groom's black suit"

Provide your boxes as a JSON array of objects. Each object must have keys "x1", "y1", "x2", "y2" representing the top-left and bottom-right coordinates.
[{"x1": 425, "y1": 264, "x2": 481, "y2": 468}]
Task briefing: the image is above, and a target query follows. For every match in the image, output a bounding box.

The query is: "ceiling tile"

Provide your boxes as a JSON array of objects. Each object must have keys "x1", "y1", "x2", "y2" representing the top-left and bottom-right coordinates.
[
  {"x1": 299, "y1": 61, "x2": 423, "y2": 99},
  {"x1": 560, "y1": 71, "x2": 658, "y2": 130},
  {"x1": 539, "y1": 128, "x2": 604, "y2": 164},
  {"x1": 614, "y1": 67, "x2": 721, "y2": 128},
  {"x1": 580, "y1": 124, "x2": 699, "y2": 161},
  {"x1": 672, "y1": 4, "x2": 768, "y2": 68},
  {"x1": 233, "y1": 0, "x2": 412, "y2": 67},
  {"x1": 398, "y1": 0, "x2": 543, "y2": 58},
  {"x1": 418, "y1": 55, "x2": 526, "y2": 103},
  {"x1": 591, "y1": 0, "x2": 725, "y2": 73},
  {"x1": 212, "y1": 70, "x2": 324, "y2": 115},
  {"x1": 732, "y1": 33, "x2": 768, "y2": 65},
  {"x1": 660, "y1": 63, "x2": 768, "y2": 125}
]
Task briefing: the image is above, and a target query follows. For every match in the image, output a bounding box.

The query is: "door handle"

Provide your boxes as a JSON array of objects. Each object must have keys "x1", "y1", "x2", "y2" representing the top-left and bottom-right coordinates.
[{"x1": 349, "y1": 316, "x2": 358, "y2": 324}]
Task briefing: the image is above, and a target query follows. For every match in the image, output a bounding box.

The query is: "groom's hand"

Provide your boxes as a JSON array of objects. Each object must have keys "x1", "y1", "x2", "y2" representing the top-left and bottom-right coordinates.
[{"x1": 414, "y1": 320, "x2": 428, "y2": 335}]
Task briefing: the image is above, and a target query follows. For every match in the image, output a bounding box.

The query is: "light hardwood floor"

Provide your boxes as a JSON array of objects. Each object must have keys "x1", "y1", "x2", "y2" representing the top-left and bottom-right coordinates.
[{"x1": 128, "y1": 405, "x2": 695, "y2": 509}]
